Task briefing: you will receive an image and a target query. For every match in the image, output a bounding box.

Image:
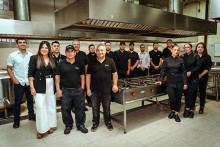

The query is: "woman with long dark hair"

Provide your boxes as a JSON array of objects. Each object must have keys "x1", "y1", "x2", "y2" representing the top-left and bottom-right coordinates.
[
  {"x1": 182, "y1": 43, "x2": 202, "y2": 118},
  {"x1": 156, "y1": 45, "x2": 187, "y2": 122},
  {"x1": 28, "y1": 41, "x2": 57, "y2": 139},
  {"x1": 194, "y1": 42, "x2": 212, "y2": 114}
]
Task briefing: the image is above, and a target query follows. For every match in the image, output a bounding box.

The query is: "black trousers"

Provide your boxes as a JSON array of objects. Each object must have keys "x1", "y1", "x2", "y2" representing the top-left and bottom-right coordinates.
[
  {"x1": 184, "y1": 78, "x2": 199, "y2": 110},
  {"x1": 149, "y1": 67, "x2": 160, "y2": 75},
  {"x1": 129, "y1": 68, "x2": 138, "y2": 78},
  {"x1": 91, "y1": 92, "x2": 111, "y2": 124},
  {"x1": 167, "y1": 86, "x2": 183, "y2": 112},
  {"x1": 198, "y1": 76, "x2": 208, "y2": 108},
  {"x1": 137, "y1": 68, "x2": 148, "y2": 77},
  {"x1": 118, "y1": 72, "x2": 127, "y2": 79}
]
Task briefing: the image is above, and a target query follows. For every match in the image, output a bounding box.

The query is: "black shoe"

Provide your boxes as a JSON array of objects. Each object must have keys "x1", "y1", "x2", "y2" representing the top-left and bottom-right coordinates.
[
  {"x1": 84, "y1": 107, "x2": 88, "y2": 111},
  {"x1": 105, "y1": 121, "x2": 113, "y2": 131},
  {"x1": 13, "y1": 120, "x2": 20, "y2": 129},
  {"x1": 199, "y1": 108, "x2": 204, "y2": 114},
  {"x1": 64, "y1": 127, "x2": 72, "y2": 134},
  {"x1": 174, "y1": 115, "x2": 181, "y2": 122},
  {"x1": 168, "y1": 112, "x2": 175, "y2": 119},
  {"x1": 77, "y1": 125, "x2": 88, "y2": 133},
  {"x1": 91, "y1": 122, "x2": 99, "y2": 132},
  {"x1": 29, "y1": 115, "x2": 36, "y2": 121},
  {"x1": 188, "y1": 111, "x2": 194, "y2": 118},
  {"x1": 183, "y1": 110, "x2": 190, "y2": 118}
]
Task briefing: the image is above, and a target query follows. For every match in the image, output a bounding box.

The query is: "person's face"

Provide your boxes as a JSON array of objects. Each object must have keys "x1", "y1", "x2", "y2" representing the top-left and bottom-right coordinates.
[
  {"x1": 65, "y1": 49, "x2": 76, "y2": 59},
  {"x1": 167, "y1": 41, "x2": 172, "y2": 47},
  {"x1": 184, "y1": 44, "x2": 192, "y2": 54},
  {"x1": 89, "y1": 46, "x2": 95, "y2": 54},
  {"x1": 16, "y1": 39, "x2": 27, "y2": 50},
  {"x1": 120, "y1": 44, "x2": 126, "y2": 51},
  {"x1": 153, "y1": 44, "x2": 158, "y2": 50},
  {"x1": 140, "y1": 46, "x2": 145, "y2": 52},
  {"x1": 52, "y1": 43, "x2": 60, "y2": 53},
  {"x1": 105, "y1": 43, "x2": 111, "y2": 51},
  {"x1": 73, "y1": 41, "x2": 80, "y2": 52},
  {"x1": 172, "y1": 46, "x2": 180, "y2": 57},
  {"x1": 40, "y1": 44, "x2": 49, "y2": 56},
  {"x1": 129, "y1": 45, "x2": 134, "y2": 51},
  {"x1": 96, "y1": 46, "x2": 106, "y2": 58},
  {"x1": 196, "y1": 44, "x2": 204, "y2": 54}
]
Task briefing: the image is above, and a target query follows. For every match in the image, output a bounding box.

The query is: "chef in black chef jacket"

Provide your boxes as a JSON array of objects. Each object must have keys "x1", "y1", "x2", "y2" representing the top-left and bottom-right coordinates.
[
  {"x1": 181, "y1": 43, "x2": 202, "y2": 118},
  {"x1": 156, "y1": 45, "x2": 188, "y2": 122}
]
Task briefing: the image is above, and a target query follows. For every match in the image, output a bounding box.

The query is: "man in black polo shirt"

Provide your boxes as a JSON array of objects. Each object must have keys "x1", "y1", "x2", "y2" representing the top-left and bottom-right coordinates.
[
  {"x1": 162, "y1": 39, "x2": 173, "y2": 59},
  {"x1": 52, "y1": 41, "x2": 66, "y2": 66},
  {"x1": 114, "y1": 41, "x2": 131, "y2": 79},
  {"x1": 86, "y1": 44, "x2": 118, "y2": 132},
  {"x1": 128, "y1": 42, "x2": 140, "y2": 78},
  {"x1": 149, "y1": 43, "x2": 162, "y2": 75},
  {"x1": 55, "y1": 45, "x2": 88, "y2": 134},
  {"x1": 105, "y1": 42, "x2": 116, "y2": 62}
]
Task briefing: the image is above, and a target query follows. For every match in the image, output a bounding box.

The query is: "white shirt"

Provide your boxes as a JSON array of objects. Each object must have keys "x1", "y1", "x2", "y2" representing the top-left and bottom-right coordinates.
[{"x1": 137, "y1": 52, "x2": 150, "y2": 69}]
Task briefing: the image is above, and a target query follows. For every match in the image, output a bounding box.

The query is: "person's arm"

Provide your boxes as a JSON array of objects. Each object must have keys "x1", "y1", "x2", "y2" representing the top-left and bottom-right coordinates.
[
  {"x1": 112, "y1": 72, "x2": 118, "y2": 93},
  {"x1": 158, "y1": 58, "x2": 163, "y2": 67},
  {"x1": 28, "y1": 56, "x2": 37, "y2": 96},
  {"x1": 145, "y1": 53, "x2": 150, "y2": 68},
  {"x1": 55, "y1": 75, "x2": 62, "y2": 97},
  {"x1": 80, "y1": 75, "x2": 85, "y2": 90},
  {"x1": 199, "y1": 56, "x2": 212, "y2": 79},
  {"x1": 132, "y1": 60, "x2": 140, "y2": 69},
  {"x1": 150, "y1": 58, "x2": 156, "y2": 68},
  {"x1": 181, "y1": 60, "x2": 188, "y2": 90},
  {"x1": 85, "y1": 64, "x2": 88, "y2": 75},
  {"x1": 127, "y1": 59, "x2": 131, "y2": 75},
  {"x1": 86, "y1": 74, "x2": 92, "y2": 96},
  {"x1": 159, "y1": 59, "x2": 167, "y2": 82},
  {"x1": 190, "y1": 55, "x2": 202, "y2": 77},
  {"x1": 7, "y1": 66, "x2": 19, "y2": 84}
]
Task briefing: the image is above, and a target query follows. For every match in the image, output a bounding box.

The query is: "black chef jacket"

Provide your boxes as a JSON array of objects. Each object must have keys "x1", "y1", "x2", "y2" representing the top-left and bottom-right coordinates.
[
  {"x1": 198, "y1": 54, "x2": 212, "y2": 78},
  {"x1": 162, "y1": 47, "x2": 172, "y2": 59}
]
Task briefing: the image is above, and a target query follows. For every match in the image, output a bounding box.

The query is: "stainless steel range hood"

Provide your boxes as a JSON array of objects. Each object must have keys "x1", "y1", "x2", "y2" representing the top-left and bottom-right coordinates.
[{"x1": 55, "y1": 0, "x2": 217, "y2": 38}]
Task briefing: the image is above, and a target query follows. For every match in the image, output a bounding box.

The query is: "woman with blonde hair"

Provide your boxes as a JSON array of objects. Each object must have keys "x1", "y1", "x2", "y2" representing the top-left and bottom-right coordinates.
[{"x1": 28, "y1": 41, "x2": 57, "y2": 139}]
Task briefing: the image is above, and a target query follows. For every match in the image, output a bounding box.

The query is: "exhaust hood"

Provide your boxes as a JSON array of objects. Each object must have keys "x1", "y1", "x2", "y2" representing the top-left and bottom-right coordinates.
[{"x1": 55, "y1": 0, "x2": 217, "y2": 38}]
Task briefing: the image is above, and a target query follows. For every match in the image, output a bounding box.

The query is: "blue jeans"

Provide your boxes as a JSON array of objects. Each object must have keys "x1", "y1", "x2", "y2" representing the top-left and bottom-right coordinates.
[
  {"x1": 91, "y1": 92, "x2": 111, "y2": 124},
  {"x1": 14, "y1": 84, "x2": 34, "y2": 121},
  {"x1": 61, "y1": 87, "x2": 86, "y2": 128}
]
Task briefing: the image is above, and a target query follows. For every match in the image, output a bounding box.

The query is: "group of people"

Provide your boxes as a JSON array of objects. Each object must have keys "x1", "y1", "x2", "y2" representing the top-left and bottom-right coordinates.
[{"x1": 7, "y1": 38, "x2": 211, "y2": 139}]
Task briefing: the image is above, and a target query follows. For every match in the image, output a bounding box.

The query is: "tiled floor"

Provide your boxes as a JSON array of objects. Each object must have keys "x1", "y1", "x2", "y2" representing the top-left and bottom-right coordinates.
[{"x1": 1, "y1": 95, "x2": 220, "y2": 147}]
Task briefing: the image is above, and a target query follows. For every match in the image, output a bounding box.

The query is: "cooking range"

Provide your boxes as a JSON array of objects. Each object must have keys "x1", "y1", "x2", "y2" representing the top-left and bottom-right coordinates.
[{"x1": 113, "y1": 75, "x2": 167, "y2": 133}]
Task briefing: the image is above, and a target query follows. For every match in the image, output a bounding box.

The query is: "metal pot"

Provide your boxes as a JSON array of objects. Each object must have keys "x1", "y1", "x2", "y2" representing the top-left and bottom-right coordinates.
[{"x1": 0, "y1": 76, "x2": 14, "y2": 107}]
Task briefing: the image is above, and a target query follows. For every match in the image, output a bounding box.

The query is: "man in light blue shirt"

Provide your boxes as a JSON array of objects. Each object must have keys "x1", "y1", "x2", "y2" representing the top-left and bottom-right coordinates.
[
  {"x1": 137, "y1": 44, "x2": 150, "y2": 76},
  {"x1": 7, "y1": 38, "x2": 35, "y2": 128}
]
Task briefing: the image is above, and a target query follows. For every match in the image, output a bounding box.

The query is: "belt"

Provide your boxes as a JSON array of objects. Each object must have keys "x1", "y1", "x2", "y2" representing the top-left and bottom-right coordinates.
[
  {"x1": 63, "y1": 85, "x2": 80, "y2": 90},
  {"x1": 45, "y1": 75, "x2": 53, "y2": 78}
]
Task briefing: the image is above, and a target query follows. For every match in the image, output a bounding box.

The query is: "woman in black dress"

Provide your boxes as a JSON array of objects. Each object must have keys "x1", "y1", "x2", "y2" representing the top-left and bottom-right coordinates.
[
  {"x1": 156, "y1": 45, "x2": 187, "y2": 122},
  {"x1": 194, "y1": 42, "x2": 212, "y2": 114}
]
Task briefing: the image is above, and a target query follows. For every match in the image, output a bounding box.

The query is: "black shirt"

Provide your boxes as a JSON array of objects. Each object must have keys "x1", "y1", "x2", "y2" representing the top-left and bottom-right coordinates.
[
  {"x1": 87, "y1": 57, "x2": 117, "y2": 94},
  {"x1": 45, "y1": 63, "x2": 53, "y2": 75},
  {"x1": 106, "y1": 51, "x2": 116, "y2": 63},
  {"x1": 162, "y1": 47, "x2": 172, "y2": 59},
  {"x1": 87, "y1": 53, "x2": 97, "y2": 63},
  {"x1": 160, "y1": 56, "x2": 187, "y2": 88},
  {"x1": 181, "y1": 52, "x2": 202, "y2": 79},
  {"x1": 129, "y1": 51, "x2": 140, "y2": 66},
  {"x1": 149, "y1": 50, "x2": 162, "y2": 66},
  {"x1": 114, "y1": 50, "x2": 130, "y2": 74},
  {"x1": 75, "y1": 50, "x2": 88, "y2": 67},
  {"x1": 52, "y1": 53, "x2": 66, "y2": 66},
  {"x1": 198, "y1": 54, "x2": 212, "y2": 78},
  {"x1": 55, "y1": 59, "x2": 85, "y2": 88}
]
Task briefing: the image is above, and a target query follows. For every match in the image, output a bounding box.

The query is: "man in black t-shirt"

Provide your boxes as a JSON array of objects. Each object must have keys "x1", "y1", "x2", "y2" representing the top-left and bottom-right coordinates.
[
  {"x1": 51, "y1": 41, "x2": 65, "y2": 66},
  {"x1": 128, "y1": 42, "x2": 140, "y2": 78},
  {"x1": 55, "y1": 45, "x2": 88, "y2": 135},
  {"x1": 114, "y1": 42, "x2": 131, "y2": 79},
  {"x1": 149, "y1": 43, "x2": 162, "y2": 75},
  {"x1": 162, "y1": 39, "x2": 172, "y2": 59},
  {"x1": 86, "y1": 44, "x2": 118, "y2": 132},
  {"x1": 105, "y1": 42, "x2": 116, "y2": 63}
]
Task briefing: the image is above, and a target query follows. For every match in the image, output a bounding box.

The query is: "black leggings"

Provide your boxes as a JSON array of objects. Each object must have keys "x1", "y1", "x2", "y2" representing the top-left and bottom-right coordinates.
[
  {"x1": 167, "y1": 86, "x2": 183, "y2": 112},
  {"x1": 184, "y1": 78, "x2": 199, "y2": 110},
  {"x1": 198, "y1": 76, "x2": 208, "y2": 108}
]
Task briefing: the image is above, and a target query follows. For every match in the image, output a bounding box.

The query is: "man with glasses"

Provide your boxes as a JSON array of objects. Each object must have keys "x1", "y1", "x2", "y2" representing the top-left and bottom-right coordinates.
[{"x1": 137, "y1": 44, "x2": 150, "y2": 76}]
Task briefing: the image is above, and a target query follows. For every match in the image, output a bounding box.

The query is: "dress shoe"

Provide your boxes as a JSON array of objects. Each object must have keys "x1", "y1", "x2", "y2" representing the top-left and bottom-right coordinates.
[
  {"x1": 64, "y1": 127, "x2": 72, "y2": 134},
  {"x1": 168, "y1": 112, "x2": 175, "y2": 119},
  {"x1": 36, "y1": 132, "x2": 43, "y2": 139},
  {"x1": 48, "y1": 128, "x2": 53, "y2": 134},
  {"x1": 188, "y1": 111, "x2": 194, "y2": 118},
  {"x1": 77, "y1": 125, "x2": 88, "y2": 133},
  {"x1": 183, "y1": 110, "x2": 190, "y2": 118},
  {"x1": 105, "y1": 121, "x2": 113, "y2": 131},
  {"x1": 174, "y1": 115, "x2": 181, "y2": 122},
  {"x1": 29, "y1": 115, "x2": 36, "y2": 121},
  {"x1": 13, "y1": 120, "x2": 20, "y2": 128},
  {"x1": 91, "y1": 122, "x2": 99, "y2": 132}
]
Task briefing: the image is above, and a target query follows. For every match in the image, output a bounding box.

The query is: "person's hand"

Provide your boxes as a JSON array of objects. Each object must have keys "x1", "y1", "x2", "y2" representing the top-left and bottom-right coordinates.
[
  {"x1": 57, "y1": 89, "x2": 63, "y2": 97},
  {"x1": 130, "y1": 67, "x2": 134, "y2": 71},
  {"x1": 140, "y1": 67, "x2": 145, "y2": 71},
  {"x1": 12, "y1": 78, "x2": 20, "y2": 84},
  {"x1": 154, "y1": 66, "x2": 159, "y2": 70},
  {"x1": 127, "y1": 70, "x2": 130, "y2": 76},
  {"x1": 112, "y1": 85, "x2": 118, "y2": 93},
  {"x1": 31, "y1": 88, "x2": 36, "y2": 96},
  {"x1": 198, "y1": 74, "x2": 202, "y2": 79},
  {"x1": 155, "y1": 81, "x2": 162, "y2": 85},
  {"x1": 87, "y1": 89, "x2": 92, "y2": 97},
  {"x1": 187, "y1": 72, "x2": 191, "y2": 77},
  {"x1": 183, "y1": 85, "x2": 188, "y2": 90}
]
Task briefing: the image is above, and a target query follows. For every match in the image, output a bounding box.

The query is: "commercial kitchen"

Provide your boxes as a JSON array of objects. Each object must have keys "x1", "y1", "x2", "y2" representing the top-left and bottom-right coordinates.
[{"x1": 0, "y1": 0, "x2": 220, "y2": 146}]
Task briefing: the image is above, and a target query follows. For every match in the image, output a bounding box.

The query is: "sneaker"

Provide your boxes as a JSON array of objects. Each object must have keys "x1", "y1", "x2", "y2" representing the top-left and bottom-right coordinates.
[
  {"x1": 91, "y1": 122, "x2": 99, "y2": 132},
  {"x1": 64, "y1": 127, "x2": 72, "y2": 134},
  {"x1": 168, "y1": 112, "x2": 175, "y2": 119},
  {"x1": 77, "y1": 125, "x2": 88, "y2": 133},
  {"x1": 105, "y1": 121, "x2": 113, "y2": 131}
]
